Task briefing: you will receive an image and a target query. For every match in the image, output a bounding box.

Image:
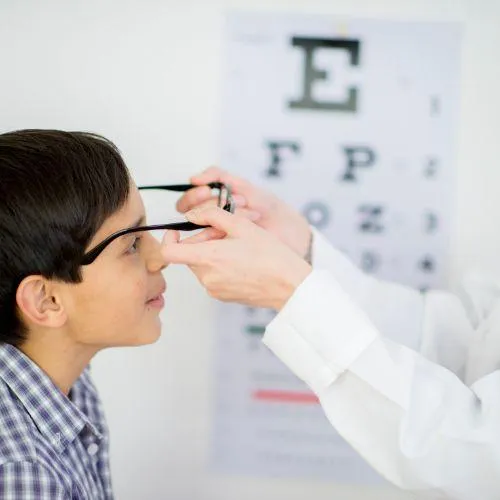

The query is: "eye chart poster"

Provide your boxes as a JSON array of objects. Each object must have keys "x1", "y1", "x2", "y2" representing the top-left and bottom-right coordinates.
[{"x1": 212, "y1": 13, "x2": 461, "y2": 482}]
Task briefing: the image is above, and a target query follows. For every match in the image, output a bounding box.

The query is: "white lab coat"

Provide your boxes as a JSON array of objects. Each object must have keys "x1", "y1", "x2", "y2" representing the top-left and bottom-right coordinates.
[{"x1": 263, "y1": 229, "x2": 500, "y2": 499}]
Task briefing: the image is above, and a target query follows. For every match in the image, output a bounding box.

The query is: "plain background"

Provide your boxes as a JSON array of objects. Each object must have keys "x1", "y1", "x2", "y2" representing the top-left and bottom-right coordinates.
[{"x1": 1, "y1": 0, "x2": 499, "y2": 498}]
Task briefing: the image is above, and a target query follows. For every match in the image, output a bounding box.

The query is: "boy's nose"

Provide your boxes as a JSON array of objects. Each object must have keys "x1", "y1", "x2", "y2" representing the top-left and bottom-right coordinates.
[{"x1": 144, "y1": 233, "x2": 167, "y2": 273}]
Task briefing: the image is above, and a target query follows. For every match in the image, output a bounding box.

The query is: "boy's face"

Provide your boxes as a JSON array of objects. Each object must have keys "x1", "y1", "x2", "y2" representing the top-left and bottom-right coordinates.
[{"x1": 58, "y1": 183, "x2": 167, "y2": 349}]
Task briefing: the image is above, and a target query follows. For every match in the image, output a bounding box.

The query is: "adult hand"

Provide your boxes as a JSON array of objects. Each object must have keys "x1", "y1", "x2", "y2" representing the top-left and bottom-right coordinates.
[
  {"x1": 176, "y1": 167, "x2": 312, "y2": 258},
  {"x1": 161, "y1": 206, "x2": 312, "y2": 310}
]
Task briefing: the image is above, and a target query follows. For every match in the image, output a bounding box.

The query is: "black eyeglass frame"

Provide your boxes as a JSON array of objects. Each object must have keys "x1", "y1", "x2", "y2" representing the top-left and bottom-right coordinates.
[{"x1": 80, "y1": 182, "x2": 234, "y2": 265}]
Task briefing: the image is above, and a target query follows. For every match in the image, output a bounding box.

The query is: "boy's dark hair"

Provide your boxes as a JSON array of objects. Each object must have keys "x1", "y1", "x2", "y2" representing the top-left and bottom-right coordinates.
[{"x1": 0, "y1": 129, "x2": 130, "y2": 346}]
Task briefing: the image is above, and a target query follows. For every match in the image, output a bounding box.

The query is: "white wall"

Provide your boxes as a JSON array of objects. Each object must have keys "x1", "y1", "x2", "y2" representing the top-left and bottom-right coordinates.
[{"x1": 1, "y1": 0, "x2": 499, "y2": 498}]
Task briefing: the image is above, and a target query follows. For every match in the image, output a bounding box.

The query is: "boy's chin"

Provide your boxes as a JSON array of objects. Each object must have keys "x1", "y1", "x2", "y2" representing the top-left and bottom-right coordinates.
[
  {"x1": 139, "y1": 325, "x2": 163, "y2": 346},
  {"x1": 125, "y1": 322, "x2": 163, "y2": 347}
]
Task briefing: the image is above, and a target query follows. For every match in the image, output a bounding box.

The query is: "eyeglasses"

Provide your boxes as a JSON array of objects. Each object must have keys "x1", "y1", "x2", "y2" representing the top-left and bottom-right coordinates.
[{"x1": 80, "y1": 182, "x2": 234, "y2": 265}]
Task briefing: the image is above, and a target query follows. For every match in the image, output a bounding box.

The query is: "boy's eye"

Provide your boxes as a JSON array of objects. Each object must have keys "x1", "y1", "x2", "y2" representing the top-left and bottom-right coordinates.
[{"x1": 126, "y1": 235, "x2": 142, "y2": 254}]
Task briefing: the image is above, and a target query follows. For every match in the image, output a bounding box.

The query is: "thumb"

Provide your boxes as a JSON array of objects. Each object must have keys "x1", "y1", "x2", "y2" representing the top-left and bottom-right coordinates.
[
  {"x1": 191, "y1": 167, "x2": 250, "y2": 193},
  {"x1": 161, "y1": 229, "x2": 181, "y2": 247},
  {"x1": 185, "y1": 206, "x2": 248, "y2": 236},
  {"x1": 190, "y1": 166, "x2": 224, "y2": 185},
  {"x1": 161, "y1": 230, "x2": 208, "y2": 266}
]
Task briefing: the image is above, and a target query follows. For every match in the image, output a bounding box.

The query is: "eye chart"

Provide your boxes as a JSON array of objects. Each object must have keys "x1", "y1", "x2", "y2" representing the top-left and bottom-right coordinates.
[{"x1": 212, "y1": 13, "x2": 461, "y2": 482}]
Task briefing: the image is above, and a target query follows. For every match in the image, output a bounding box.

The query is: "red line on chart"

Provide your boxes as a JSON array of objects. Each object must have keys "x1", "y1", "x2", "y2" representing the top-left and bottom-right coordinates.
[{"x1": 252, "y1": 390, "x2": 319, "y2": 404}]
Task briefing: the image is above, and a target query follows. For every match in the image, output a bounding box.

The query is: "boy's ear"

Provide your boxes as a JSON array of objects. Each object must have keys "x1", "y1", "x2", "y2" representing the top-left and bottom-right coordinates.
[{"x1": 16, "y1": 276, "x2": 67, "y2": 329}]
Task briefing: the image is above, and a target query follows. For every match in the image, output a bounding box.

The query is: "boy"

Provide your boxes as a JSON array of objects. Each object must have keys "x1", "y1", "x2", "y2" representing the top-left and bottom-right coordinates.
[{"x1": 0, "y1": 130, "x2": 169, "y2": 498}]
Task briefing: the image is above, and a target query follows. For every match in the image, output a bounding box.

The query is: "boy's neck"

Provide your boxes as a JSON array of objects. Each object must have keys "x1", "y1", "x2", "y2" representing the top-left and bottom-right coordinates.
[{"x1": 19, "y1": 332, "x2": 98, "y2": 395}]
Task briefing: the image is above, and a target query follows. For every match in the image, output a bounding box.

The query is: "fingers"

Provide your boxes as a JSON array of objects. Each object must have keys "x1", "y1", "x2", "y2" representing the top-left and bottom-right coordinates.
[
  {"x1": 237, "y1": 208, "x2": 261, "y2": 222},
  {"x1": 161, "y1": 233, "x2": 211, "y2": 266},
  {"x1": 185, "y1": 206, "x2": 250, "y2": 236},
  {"x1": 181, "y1": 207, "x2": 260, "y2": 244},
  {"x1": 189, "y1": 166, "x2": 225, "y2": 185},
  {"x1": 176, "y1": 185, "x2": 211, "y2": 213},
  {"x1": 176, "y1": 187, "x2": 248, "y2": 214},
  {"x1": 190, "y1": 166, "x2": 252, "y2": 193},
  {"x1": 161, "y1": 206, "x2": 248, "y2": 265},
  {"x1": 161, "y1": 229, "x2": 180, "y2": 247},
  {"x1": 181, "y1": 227, "x2": 226, "y2": 244}
]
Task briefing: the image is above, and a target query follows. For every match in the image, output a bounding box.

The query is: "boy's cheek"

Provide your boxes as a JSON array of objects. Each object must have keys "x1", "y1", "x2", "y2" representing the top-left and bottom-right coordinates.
[
  {"x1": 67, "y1": 263, "x2": 149, "y2": 323},
  {"x1": 128, "y1": 272, "x2": 149, "y2": 301}
]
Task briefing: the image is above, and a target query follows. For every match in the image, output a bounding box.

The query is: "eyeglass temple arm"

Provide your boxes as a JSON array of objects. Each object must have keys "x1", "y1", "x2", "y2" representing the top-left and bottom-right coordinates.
[
  {"x1": 138, "y1": 182, "x2": 230, "y2": 213},
  {"x1": 81, "y1": 183, "x2": 233, "y2": 265},
  {"x1": 138, "y1": 182, "x2": 223, "y2": 192},
  {"x1": 81, "y1": 220, "x2": 210, "y2": 265}
]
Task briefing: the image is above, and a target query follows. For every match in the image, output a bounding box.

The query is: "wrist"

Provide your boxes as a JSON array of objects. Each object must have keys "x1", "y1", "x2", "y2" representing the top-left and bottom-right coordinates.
[{"x1": 272, "y1": 259, "x2": 312, "y2": 311}]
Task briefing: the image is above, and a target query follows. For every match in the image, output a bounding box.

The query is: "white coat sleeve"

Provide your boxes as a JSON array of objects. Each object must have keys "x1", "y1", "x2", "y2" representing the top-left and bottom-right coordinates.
[
  {"x1": 262, "y1": 231, "x2": 500, "y2": 498},
  {"x1": 309, "y1": 228, "x2": 498, "y2": 379}
]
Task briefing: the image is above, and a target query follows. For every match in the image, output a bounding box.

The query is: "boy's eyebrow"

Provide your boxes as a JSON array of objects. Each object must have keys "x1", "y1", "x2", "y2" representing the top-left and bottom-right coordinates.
[
  {"x1": 125, "y1": 215, "x2": 146, "y2": 231},
  {"x1": 114, "y1": 215, "x2": 147, "y2": 245}
]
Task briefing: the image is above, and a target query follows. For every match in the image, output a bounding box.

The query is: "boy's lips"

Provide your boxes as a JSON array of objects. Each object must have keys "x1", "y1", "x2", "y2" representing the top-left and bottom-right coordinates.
[
  {"x1": 146, "y1": 284, "x2": 166, "y2": 305},
  {"x1": 146, "y1": 294, "x2": 165, "y2": 309}
]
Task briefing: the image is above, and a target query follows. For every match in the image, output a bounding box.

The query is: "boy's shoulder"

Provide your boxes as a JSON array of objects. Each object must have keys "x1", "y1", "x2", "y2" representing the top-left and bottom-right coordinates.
[
  {"x1": 0, "y1": 379, "x2": 39, "y2": 466},
  {"x1": 0, "y1": 380, "x2": 73, "y2": 494}
]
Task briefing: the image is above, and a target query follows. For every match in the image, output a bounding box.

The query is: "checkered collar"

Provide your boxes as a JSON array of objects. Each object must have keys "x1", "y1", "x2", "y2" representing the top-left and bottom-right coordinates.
[{"x1": 0, "y1": 343, "x2": 102, "y2": 452}]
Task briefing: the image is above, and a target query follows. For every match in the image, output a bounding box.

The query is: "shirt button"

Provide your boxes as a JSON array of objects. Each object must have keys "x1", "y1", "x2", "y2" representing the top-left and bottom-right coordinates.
[{"x1": 87, "y1": 443, "x2": 99, "y2": 456}]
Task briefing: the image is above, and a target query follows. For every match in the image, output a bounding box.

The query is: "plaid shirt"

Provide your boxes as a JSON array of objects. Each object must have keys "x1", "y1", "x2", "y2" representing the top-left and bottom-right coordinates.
[{"x1": 0, "y1": 344, "x2": 113, "y2": 499}]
